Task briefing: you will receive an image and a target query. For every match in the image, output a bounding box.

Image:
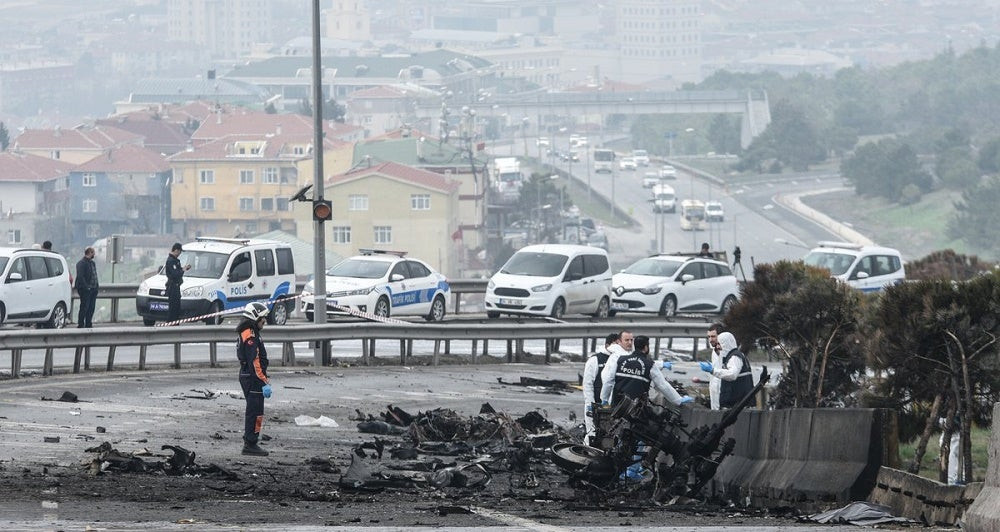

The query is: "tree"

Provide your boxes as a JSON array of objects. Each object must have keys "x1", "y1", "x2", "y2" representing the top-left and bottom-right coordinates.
[
  {"x1": 726, "y1": 261, "x2": 868, "y2": 408},
  {"x1": 0, "y1": 121, "x2": 8, "y2": 151},
  {"x1": 948, "y1": 176, "x2": 1000, "y2": 256},
  {"x1": 707, "y1": 114, "x2": 741, "y2": 155},
  {"x1": 906, "y1": 249, "x2": 994, "y2": 281},
  {"x1": 841, "y1": 139, "x2": 932, "y2": 202},
  {"x1": 737, "y1": 99, "x2": 825, "y2": 172},
  {"x1": 977, "y1": 137, "x2": 1000, "y2": 173}
]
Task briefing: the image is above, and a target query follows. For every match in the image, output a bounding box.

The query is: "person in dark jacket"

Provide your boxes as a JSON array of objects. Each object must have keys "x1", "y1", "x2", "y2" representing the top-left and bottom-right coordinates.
[
  {"x1": 237, "y1": 302, "x2": 272, "y2": 456},
  {"x1": 74, "y1": 247, "x2": 99, "y2": 328},
  {"x1": 699, "y1": 331, "x2": 754, "y2": 408},
  {"x1": 164, "y1": 242, "x2": 190, "y2": 323},
  {"x1": 599, "y1": 335, "x2": 692, "y2": 407}
]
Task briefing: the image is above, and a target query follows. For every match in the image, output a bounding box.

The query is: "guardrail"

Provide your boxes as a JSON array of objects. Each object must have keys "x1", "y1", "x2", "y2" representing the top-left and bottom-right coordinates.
[
  {"x1": 75, "y1": 279, "x2": 491, "y2": 322},
  {"x1": 2, "y1": 320, "x2": 712, "y2": 377}
]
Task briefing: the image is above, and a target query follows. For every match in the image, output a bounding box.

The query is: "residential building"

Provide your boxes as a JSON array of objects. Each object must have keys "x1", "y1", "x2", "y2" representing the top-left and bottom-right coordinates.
[
  {"x1": 166, "y1": 0, "x2": 272, "y2": 60},
  {"x1": 344, "y1": 84, "x2": 440, "y2": 137},
  {"x1": 300, "y1": 161, "x2": 462, "y2": 276},
  {"x1": 113, "y1": 77, "x2": 271, "y2": 116},
  {"x1": 327, "y1": 0, "x2": 372, "y2": 42},
  {"x1": 615, "y1": 0, "x2": 703, "y2": 84},
  {"x1": 95, "y1": 112, "x2": 196, "y2": 156},
  {"x1": 13, "y1": 125, "x2": 145, "y2": 165},
  {"x1": 0, "y1": 152, "x2": 74, "y2": 249},
  {"x1": 68, "y1": 145, "x2": 173, "y2": 251}
]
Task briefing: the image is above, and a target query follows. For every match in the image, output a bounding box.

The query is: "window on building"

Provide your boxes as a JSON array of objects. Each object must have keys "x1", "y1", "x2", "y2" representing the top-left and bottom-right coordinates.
[
  {"x1": 239, "y1": 169, "x2": 254, "y2": 184},
  {"x1": 349, "y1": 194, "x2": 369, "y2": 210},
  {"x1": 373, "y1": 226, "x2": 391, "y2": 244},
  {"x1": 199, "y1": 169, "x2": 215, "y2": 184},
  {"x1": 7, "y1": 229, "x2": 20, "y2": 244},
  {"x1": 86, "y1": 224, "x2": 101, "y2": 238},
  {"x1": 200, "y1": 197, "x2": 215, "y2": 211},
  {"x1": 239, "y1": 197, "x2": 254, "y2": 211},
  {"x1": 411, "y1": 194, "x2": 431, "y2": 210},
  {"x1": 262, "y1": 167, "x2": 279, "y2": 184},
  {"x1": 260, "y1": 197, "x2": 274, "y2": 210},
  {"x1": 83, "y1": 199, "x2": 98, "y2": 212},
  {"x1": 276, "y1": 198, "x2": 289, "y2": 211},
  {"x1": 332, "y1": 226, "x2": 351, "y2": 243},
  {"x1": 245, "y1": 221, "x2": 258, "y2": 233},
  {"x1": 82, "y1": 173, "x2": 96, "y2": 187}
]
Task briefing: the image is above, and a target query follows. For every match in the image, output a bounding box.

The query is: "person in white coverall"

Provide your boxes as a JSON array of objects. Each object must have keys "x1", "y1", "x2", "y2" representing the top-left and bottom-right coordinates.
[
  {"x1": 706, "y1": 323, "x2": 724, "y2": 410},
  {"x1": 699, "y1": 331, "x2": 754, "y2": 409},
  {"x1": 582, "y1": 333, "x2": 627, "y2": 445}
]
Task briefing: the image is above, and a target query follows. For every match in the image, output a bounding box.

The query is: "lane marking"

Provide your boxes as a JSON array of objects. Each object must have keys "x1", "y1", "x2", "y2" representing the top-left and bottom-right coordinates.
[{"x1": 469, "y1": 506, "x2": 569, "y2": 532}]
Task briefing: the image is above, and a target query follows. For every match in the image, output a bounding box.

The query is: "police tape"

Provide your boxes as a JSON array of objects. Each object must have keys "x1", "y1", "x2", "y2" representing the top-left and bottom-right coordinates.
[{"x1": 155, "y1": 293, "x2": 409, "y2": 327}]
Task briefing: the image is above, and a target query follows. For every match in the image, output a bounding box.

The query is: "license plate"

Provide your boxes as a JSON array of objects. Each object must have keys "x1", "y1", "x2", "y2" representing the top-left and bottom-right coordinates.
[
  {"x1": 325, "y1": 300, "x2": 338, "y2": 308},
  {"x1": 498, "y1": 298, "x2": 519, "y2": 305},
  {"x1": 150, "y1": 301, "x2": 168, "y2": 311},
  {"x1": 611, "y1": 302, "x2": 628, "y2": 310}
]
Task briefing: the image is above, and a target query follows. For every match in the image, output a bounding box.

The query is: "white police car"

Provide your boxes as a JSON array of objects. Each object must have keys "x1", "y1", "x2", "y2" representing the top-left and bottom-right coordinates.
[{"x1": 300, "y1": 249, "x2": 451, "y2": 321}]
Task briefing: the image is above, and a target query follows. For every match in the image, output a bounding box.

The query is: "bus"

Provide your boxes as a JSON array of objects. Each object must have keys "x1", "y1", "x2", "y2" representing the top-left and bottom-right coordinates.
[
  {"x1": 593, "y1": 149, "x2": 615, "y2": 173},
  {"x1": 679, "y1": 199, "x2": 707, "y2": 231}
]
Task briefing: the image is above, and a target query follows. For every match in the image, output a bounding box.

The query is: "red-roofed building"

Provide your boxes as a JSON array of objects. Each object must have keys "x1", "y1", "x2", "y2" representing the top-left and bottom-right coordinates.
[
  {"x1": 13, "y1": 125, "x2": 145, "y2": 165},
  {"x1": 297, "y1": 161, "x2": 462, "y2": 275},
  {"x1": 66, "y1": 145, "x2": 173, "y2": 249},
  {"x1": 190, "y1": 108, "x2": 363, "y2": 146},
  {"x1": 95, "y1": 114, "x2": 195, "y2": 156},
  {"x1": 0, "y1": 152, "x2": 74, "y2": 248}
]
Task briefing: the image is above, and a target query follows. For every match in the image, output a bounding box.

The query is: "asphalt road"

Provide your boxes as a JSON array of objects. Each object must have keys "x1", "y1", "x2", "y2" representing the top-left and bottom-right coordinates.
[{"x1": 1, "y1": 363, "x2": 859, "y2": 530}]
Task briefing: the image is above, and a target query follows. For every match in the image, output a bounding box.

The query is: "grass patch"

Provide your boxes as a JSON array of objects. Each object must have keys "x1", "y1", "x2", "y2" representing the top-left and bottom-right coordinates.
[{"x1": 898, "y1": 425, "x2": 991, "y2": 482}]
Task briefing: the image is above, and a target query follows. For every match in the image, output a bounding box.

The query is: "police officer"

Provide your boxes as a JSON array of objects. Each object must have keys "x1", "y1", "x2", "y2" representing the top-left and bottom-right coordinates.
[
  {"x1": 699, "y1": 331, "x2": 753, "y2": 408},
  {"x1": 164, "y1": 242, "x2": 190, "y2": 323},
  {"x1": 582, "y1": 333, "x2": 627, "y2": 445},
  {"x1": 599, "y1": 335, "x2": 692, "y2": 407},
  {"x1": 237, "y1": 302, "x2": 272, "y2": 456}
]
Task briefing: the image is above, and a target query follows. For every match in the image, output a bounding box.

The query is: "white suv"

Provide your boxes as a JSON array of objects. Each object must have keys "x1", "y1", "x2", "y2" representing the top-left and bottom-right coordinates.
[
  {"x1": 0, "y1": 248, "x2": 72, "y2": 328},
  {"x1": 611, "y1": 254, "x2": 739, "y2": 317},
  {"x1": 300, "y1": 250, "x2": 451, "y2": 321}
]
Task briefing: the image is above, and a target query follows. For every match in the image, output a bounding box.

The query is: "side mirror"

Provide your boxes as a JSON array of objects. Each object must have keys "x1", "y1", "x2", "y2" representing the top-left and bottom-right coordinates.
[
  {"x1": 7, "y1": 272, "x2": 22, "y2": 282},
  {"x1": 856, "y1": 271, "x2": 870, "y2": 279},
  {"x1": 390, "y1": 273, "x2": 404, "y2": 282},
  {"x1": 565, "y1": 273, "x2": 582, "y2": 282},
  {"x1": 681, "y1": 274, "x2": 694, "y2": 283}
]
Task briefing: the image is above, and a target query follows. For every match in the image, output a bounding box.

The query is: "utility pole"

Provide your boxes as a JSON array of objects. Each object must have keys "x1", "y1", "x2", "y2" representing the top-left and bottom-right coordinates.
[{"x1": 310, "y1": 0, "x2": 330, "y2": 366}]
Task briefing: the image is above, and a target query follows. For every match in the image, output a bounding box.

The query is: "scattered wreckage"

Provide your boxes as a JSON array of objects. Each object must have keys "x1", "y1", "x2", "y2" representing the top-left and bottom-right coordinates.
[{"x1": 551, "y1": 367, "x2": 770, "y2": 503}]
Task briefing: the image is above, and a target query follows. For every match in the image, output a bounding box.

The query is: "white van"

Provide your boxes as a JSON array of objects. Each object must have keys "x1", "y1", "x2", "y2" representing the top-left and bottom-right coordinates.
[
  {"x1": 803, "y1": 241, "x2": 905, "y2": 292},
  {"x1": 136, "y1": 237, "x2": 296, "y2": 325},
  {"x1": 652, "y1": 183, "x2": 676, "y2": 213},
  {"x1": 0, "y1": 248, "x2": 72, "y2": 328},
  {"x1": 485, "y1": 244, "x2": 612, "y2": 319}
]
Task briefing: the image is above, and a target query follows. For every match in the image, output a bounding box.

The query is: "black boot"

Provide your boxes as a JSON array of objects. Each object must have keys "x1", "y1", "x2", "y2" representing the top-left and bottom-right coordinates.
[{"x1": 242, "y1": 442, "x2": 269, "y2": 456}]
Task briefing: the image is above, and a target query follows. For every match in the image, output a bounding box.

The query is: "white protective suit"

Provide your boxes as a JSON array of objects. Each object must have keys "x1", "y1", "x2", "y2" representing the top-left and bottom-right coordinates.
[{"x1": 583, "y1": 343, "x2": 627, "y2": 444}]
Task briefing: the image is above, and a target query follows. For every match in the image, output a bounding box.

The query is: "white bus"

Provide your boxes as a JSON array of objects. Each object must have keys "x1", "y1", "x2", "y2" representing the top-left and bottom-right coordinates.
[
  {"x1": 679, "y1": 199, "x2": 707, "y2": 231},
  {"x1": 593, "y1": 149, "x2": 615, "y2": 173}
]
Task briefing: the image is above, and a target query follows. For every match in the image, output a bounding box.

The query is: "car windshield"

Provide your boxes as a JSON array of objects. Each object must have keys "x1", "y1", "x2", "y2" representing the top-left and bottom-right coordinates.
[
  {"x1": 500, "y1": 252, "x2": 568, "y2": 277},
  {"x1": 0, "y1": 257, "x2": 8, "y2": 274},
  {"x1": 177, "y1": 251, "x2": 230, "y2": 279},
  {"x1": 803, "y1": 251, "x2": 855, "y2": 276},
  {"x1": 326, "y1": 259, "x2": 391, "y2": 279},
  {"x1": 622, "y1": 258, "x2": 682, "y2": 277}
]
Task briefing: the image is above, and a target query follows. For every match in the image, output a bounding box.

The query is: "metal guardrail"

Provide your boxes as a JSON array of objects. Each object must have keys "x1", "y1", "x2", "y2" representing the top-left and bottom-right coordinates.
[
  {"x1": 2, "y1": 321, "x2": 711, "y2": 377},
  {"x1": 76, "y1": 279, "x2": 491, "y2": 322}
]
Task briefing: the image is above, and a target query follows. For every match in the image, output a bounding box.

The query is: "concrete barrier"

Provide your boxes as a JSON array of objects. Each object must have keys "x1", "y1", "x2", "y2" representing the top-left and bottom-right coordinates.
[
  {"x1": 964, "y1": 402, "x2": 1000, "y2": 531},
  {"x1": 682, "y1": 407, "x2": 896, "y2": 512},
  {"x1": 868, "y1": 467, "x2": 982, "y2": 526}
]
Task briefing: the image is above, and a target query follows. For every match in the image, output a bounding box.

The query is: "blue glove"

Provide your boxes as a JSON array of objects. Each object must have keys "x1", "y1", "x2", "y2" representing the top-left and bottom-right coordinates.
[
  {"x1": 699, "y1": 361, "x2": 714, "y2": 373},
  {"x1": 661, "y1": 361, "x2": 673, "y2": 370},
  {"x1": 679, "y1": 396, "x2": 694, "y2": 405},
  {"x1": 261, "y1": 384, "x2": 272, "y2": 398}
]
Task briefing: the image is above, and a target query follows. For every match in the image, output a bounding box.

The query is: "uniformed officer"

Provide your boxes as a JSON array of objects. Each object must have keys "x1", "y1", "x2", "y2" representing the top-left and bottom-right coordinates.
[
  {"x1": 237, "y1": 302, "x2": 272, "y2": 456},
  {"x1": 599, "y1": 335, "x2": 693, "y2": 407}
]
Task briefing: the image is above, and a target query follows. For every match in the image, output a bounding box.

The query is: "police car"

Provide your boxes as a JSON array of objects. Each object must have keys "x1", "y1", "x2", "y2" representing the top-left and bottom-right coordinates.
[{"x1": 300, "y1": 249, "x2": 451, "y2": 321}]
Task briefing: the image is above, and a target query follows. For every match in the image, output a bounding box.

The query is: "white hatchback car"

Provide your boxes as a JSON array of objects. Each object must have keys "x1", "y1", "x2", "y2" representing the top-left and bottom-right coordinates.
[
  {"x1": 705, "y1": 201, "x2": 725, "y2": 222},
  {"x1": 619, "y1": 157, "x2": 637, "y2": 171},
  {"x1": 611, "y1": 255, "x2": 739, "y2": 316},
  {"x1": 300, "y1": 250, "x2": 451, "y2": 321},
  {"x1": 0, "y1": 248, "x2": 72, "y2": 328}
]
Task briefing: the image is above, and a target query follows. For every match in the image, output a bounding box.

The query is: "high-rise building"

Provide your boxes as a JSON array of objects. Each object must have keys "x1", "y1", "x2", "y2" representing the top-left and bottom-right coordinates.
[
  {"x1": 167, "y1": 0, "x2": 273, "y2": 60},
  {"x1": 616, "y1": 0, "x2": 702, "y2": 84}
]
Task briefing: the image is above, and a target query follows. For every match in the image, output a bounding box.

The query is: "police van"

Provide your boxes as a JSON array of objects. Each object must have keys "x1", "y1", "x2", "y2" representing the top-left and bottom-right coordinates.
[
  {"x1": 803, "y1": 241, "x2": 905, "y2": 292},
  {"x1": 136, "y1": 237, "x2": 296, "y2": 325}
]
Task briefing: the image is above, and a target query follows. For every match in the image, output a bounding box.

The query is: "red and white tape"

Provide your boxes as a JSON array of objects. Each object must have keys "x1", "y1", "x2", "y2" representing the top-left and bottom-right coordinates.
[{"x1": 155, "y1": 294, "x2": 410, "y2": 327}]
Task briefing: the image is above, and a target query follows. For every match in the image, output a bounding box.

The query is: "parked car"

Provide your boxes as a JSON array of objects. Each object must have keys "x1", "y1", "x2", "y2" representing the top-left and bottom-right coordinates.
[
  {"x1": 300, "y1": 249, "x2": 451, "y2": 321},
  {"x1": 586, "y1": 231, "x2": 609, "y2": 251},
  {"x1": 137, "y1": 237, "x2": 296, "y2": 326},
  {"x1": 485, "y1": 244, "x2": 611, "y2": 319},
  {"x1": 536, "y1": 136, "x2": 550, "y2": 147},
  {"x1": 643, "y1": 171, "x2": 661, "y2": 188},
  {"x1": 611, "y1": 254, "x2": 739, "y2": 317},
  {"x1": 705, "y1": 201, "x2": 725, "y2": 222},
  {"x1": 619, "y1": 157, "x2": 637, "y2": 171},
  {"x1": 0, "y1": 248, "x2": 72, "y2": 328},
  {"x1": 659, "y1": 165, "x2": 678, "y2": 179},
  {"x1": 632, "y1": 149, "x2": 650, "y2": 166},
  {"x1": 802, "y1": 241, "x2": 905, "y2": 293}
]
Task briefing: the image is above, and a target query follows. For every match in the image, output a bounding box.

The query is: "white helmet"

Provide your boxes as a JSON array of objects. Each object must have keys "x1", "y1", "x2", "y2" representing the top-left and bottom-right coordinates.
[{"x1": 242, "y1": 301, "x2": 269, "y2": 321}]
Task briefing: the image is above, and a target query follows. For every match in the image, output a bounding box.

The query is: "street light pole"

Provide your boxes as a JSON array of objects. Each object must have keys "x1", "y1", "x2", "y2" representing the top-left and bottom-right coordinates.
[{"x1": 310, "y1": 0, "x2": 329, "y2": 366}]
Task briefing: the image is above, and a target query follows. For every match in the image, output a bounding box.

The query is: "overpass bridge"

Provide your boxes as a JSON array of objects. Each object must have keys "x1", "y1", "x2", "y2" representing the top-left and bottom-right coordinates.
[{"x1": 415, "y1": 89, "x2": 771, "y2": 149}]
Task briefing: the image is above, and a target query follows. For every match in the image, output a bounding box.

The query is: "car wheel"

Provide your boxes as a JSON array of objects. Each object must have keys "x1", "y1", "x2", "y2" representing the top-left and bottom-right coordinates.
[
  {"x1": 45, "y1": 303, "x2": 68, "y2": 329},
  {"x1": 204, "y1": 301, "x2": 224, "y2": 325},
  {"x1": 373, "y1": 297, "x2": 390, "y2": 318},
  {"x1": 550, "y1": 298, "x2": 566, "y2": 319},
  {"x1": 592, "y1": 296, "x2": 610, "y2": 319},
  {"x1": 550, "y1": 443, "x2": 607, "y2": 471},
  {"x1": 425, "y1": 295, "x2": 446, "y2": 322},
  {"x1": 660, "y1": 295, "x2": 677, "y2": 317},
  {"x1": 720, "y1": 295, "x2": 738, "y2": 315},
  {"x1": 142, "y1": 318, "x2": 156, "y2": 326},
  {"x1": 268, "y1": 300, "x2": 289, "y2": 325},
  {"x1": 486, "y1": 311, "x2": 501, "y2": 319}
]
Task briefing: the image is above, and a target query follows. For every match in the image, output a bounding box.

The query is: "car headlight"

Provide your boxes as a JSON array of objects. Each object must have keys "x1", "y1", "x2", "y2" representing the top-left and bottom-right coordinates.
[
  {"x1": 487, "y1": 280, "x2": 495, "y2": 290},
  {"x1": 639, "y1": 286, "x2": 662, "y2": 295},
  {"x1": 344, "y1": 286, "x2": 375, "y2": 296},
  {"x1": 182, "y1": 286, "x2": 203, "y2": 297},
  {"x1": 531, "y1": 283, "x2": 552, "y2": 292},
  {"x1": 137, "y1": 281, "x2": 149, "y2": 295}
]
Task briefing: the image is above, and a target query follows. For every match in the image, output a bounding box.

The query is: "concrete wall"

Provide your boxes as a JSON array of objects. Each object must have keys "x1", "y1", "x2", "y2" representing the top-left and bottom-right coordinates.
[
  {"x1": 964, "y1": 402, "x2": 1000, "y2": 531},
  {"x1": 869, "y1": 466, "x2": 981, "y2": 526},
  {"x1": 682, "y1": 407, "x2": 896, "y2": 513}
]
